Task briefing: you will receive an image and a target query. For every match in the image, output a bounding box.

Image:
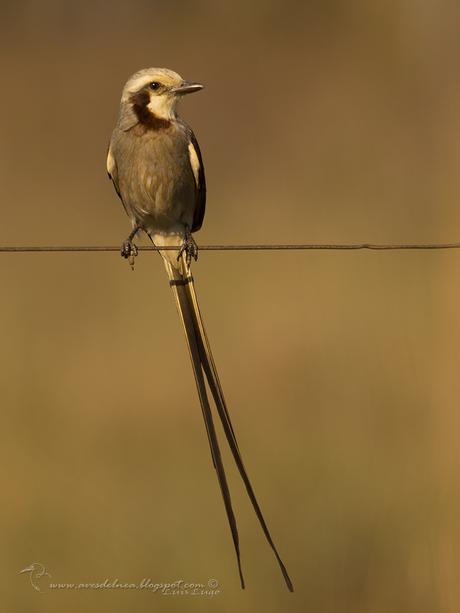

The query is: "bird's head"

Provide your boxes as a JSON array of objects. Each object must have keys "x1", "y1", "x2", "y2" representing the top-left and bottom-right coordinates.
[{"x1": 119, "y1": 67, "x2": 203, "y2": 130}]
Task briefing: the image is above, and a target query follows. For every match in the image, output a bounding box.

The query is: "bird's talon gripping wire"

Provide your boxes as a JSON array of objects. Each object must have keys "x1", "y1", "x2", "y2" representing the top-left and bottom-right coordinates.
[
  {"x1": 177, "y1": 232, "x2": 199, "y2": 266},
  {"x1": 121, "y1": 240, "x2": 138, "y2": 270},
  {"x1": 121, "y1": 226, "x2": 141, "y2": 270}
]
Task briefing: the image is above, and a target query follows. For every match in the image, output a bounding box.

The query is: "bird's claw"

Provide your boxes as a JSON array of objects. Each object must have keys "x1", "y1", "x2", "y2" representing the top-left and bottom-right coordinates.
[
  {"x1": 121, "y1": 240, "x2": 138, "y2": 271},
  {"x1": 177, "y1": 234, "x2": 198, "y2": 266}
]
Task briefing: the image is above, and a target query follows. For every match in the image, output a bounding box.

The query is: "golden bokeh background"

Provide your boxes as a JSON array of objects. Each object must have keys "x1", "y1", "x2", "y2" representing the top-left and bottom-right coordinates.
[{"x1": 2, "y1": 1, "x2": 460, "y2": 611}]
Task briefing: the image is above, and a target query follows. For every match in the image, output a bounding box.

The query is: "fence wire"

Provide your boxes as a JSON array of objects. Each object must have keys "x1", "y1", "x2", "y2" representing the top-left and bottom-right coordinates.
[{"x1": 1, "y1": 243, "x2": 460, "y2": 253}]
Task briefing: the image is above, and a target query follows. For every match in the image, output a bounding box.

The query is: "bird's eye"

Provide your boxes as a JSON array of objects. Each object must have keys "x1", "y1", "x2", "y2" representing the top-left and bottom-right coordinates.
[{"x1": 149, "y1": 82, "x2": 160, "y2": 91}]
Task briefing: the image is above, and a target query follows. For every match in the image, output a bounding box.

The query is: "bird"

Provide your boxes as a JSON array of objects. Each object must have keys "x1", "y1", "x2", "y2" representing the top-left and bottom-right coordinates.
[{"x1": 107, "y1": 67, "x2": 293, "y2": 592}]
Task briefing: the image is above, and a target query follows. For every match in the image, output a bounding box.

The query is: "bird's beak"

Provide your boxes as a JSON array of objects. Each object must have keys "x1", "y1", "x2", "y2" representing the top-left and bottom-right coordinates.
[
  {"x1": 171, "y1": 81, "x2": 204, "y2": 96},
  {"x1": 19, "y1": 565, "x2": 34, "y2": 573}
]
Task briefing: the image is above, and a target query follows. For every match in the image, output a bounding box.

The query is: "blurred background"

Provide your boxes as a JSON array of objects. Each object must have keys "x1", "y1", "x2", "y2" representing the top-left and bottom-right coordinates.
[{"x1": 1, "y1": 1, "x2": 460, "y2": 611}]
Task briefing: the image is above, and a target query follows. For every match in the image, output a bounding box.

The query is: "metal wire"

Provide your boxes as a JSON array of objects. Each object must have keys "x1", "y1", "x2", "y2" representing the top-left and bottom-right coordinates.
[{"x1": 0, "y1": 243, "x2": 460, "y2": 253}]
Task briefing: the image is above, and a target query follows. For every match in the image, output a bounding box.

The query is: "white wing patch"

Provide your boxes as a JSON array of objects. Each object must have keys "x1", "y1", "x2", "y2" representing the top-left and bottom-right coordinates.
[
  {"x1": 188, "y1": 141, "x2": 201, "y2": 188},
  {"x1": 106, "y1": 147, "x2": 116, "y2": 175}
]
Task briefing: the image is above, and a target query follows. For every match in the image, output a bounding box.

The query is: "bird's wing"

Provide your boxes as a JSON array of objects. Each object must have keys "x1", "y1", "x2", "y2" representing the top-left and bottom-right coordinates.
[
  {"x1": 186, "y1": 130, "x2": 206, "y2": 232},
  {"x1": 106, "y1": 143, "x2": 123, "y2": 202}
]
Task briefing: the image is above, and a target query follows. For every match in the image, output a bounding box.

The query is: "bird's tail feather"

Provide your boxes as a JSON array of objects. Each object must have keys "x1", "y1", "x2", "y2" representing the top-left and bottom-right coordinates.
[{"x1": 163, "y1": 253, "x2": 293, "y2": 592}]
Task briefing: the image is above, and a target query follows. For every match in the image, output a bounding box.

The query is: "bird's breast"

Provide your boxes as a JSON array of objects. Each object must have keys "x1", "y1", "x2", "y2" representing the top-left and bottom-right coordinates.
[{"x1": 113, "y1": 125, "x2": 196, "y2": 232}]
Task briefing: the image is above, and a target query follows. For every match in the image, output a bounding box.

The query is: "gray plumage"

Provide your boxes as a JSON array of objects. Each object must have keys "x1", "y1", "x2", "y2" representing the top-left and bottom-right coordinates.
[
  {"x1": 107, "y1": 67, "x2": 205, "y2": 266},
  {"x1": 110, "y1": 122, "x2": 193, "y2": 229},
  {"x1": 107, "y1": 67, "x2": 293, "y2": 592}
]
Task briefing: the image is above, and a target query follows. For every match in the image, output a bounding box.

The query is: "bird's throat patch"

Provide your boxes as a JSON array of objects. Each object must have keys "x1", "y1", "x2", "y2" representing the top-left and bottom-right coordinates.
[{"x1": 129, "y1": 90, "x2": 171, "y2": 131}]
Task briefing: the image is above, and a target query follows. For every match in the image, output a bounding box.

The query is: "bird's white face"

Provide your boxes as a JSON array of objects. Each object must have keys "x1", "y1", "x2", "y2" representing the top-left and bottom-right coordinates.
[
  {"x1": 146, "y1": 84, "x2": 179, "y2": 120},
  {"x1": 122, "y1": 68, "x2": 203, "y2": 121}
]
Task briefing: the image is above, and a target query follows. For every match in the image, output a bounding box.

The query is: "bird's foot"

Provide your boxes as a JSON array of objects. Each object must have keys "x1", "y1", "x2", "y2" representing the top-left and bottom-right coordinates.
[
  {"x1": 177, "y1": 233, "x2": 198, "y2": 266},
  {"x1": 121, "y1": 225, "x2": 141, "y2": 270},
  {"x1": 121, "y1": 239, "x2": 138, "y2": 271}
]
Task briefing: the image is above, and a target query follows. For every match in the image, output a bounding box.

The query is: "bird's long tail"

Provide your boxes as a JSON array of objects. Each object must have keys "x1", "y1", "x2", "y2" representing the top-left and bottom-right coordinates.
[{"x1": 162, "y1": 251, "x2": 294, "y2": 592}]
